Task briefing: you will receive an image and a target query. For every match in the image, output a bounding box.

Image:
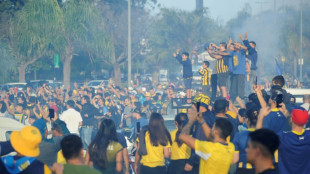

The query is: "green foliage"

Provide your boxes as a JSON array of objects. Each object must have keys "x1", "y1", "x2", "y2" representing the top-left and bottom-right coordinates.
[
  {"x1": 144, "y1": 8, "x2": 229, "y2": 72},
  {"x1": 9, "y1": 0, "x2": 67, "y2": 63},
  {"x1": 61, "y1": 0, "x2": 112, "y2": 59},
  {"x1": 279, "y1": 3, "x2": 310, "y2": 74},
  {"x1": 0, "y1": 40, "x2": 17, "y2": 83}
]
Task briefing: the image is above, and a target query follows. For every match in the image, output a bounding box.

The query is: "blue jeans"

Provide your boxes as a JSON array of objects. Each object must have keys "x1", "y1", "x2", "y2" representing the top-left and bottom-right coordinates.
[{"x1": 80, "y1": 126, "x2": 94, "y2": 149}]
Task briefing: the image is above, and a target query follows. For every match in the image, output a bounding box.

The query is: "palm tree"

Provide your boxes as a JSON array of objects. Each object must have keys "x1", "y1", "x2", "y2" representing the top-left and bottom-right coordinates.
[{"x1": 9, "y1": 0, "x2": 66, "y2": 82}]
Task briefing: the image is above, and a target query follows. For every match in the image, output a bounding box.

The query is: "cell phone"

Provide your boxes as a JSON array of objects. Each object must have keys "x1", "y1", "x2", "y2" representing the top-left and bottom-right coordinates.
[
  {"x1": 137, "y1": 122, "x2": 141, "y2": 133},
  {"x1": 49, "y1": 109, "x2": 55, "y2": 119},
  {"x1": 276, "y1": 94, "x2": 284, "y2": 108},
  {"x1": 254, "y1": 76, "x2": 257, "y2": 86},
  {"x1": 196, "y1": 102, "x2": 200, "y2": 112}
]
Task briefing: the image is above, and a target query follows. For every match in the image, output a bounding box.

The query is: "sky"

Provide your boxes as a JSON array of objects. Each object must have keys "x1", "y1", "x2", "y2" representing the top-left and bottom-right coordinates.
[{"x1": 156, "y1": 0, "x2": 299, "y2": 24}]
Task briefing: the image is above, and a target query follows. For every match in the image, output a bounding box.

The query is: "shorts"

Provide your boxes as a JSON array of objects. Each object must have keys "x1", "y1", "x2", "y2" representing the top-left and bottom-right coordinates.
[
  {"x1": 184, "y1": 78, "x2": 192, "y2": 90},
  {"x1": 217, "y1": 72, "x2": 229, "y2": 87}
]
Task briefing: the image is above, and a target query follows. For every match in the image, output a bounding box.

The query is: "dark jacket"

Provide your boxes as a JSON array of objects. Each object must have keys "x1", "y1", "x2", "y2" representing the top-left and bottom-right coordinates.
[
  {"x1": 81, "y1": 103, "x2": 99, "y2": 126},
  {"x1": 243, "y1": 40, "x2": 258, "y2": 70},
  {"x1": 176, "y1": 54, "x2": 193, "y2": 78}
]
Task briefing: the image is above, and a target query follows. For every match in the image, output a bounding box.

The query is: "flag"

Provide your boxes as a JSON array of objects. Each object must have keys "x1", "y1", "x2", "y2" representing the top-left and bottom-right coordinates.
[
  {"x1": 275, "y1": 59, "x2": 282, "y2": 75},
  {"x1": 275, "y1": 58, "x2": 288, "y2": 87}
]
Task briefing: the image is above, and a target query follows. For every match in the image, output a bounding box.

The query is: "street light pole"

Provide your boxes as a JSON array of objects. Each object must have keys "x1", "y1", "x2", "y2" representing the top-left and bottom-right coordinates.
[
  {"x1": 299, "y1": 0, "x2": 303, "y2": 82},
  {"x1": 128, "y1": 0, "x2": 132, "y2": 87}
]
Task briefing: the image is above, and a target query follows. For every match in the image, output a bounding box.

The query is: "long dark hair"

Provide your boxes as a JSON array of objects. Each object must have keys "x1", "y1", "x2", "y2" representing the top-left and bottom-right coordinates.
[
  {"x1": 88, "y1": 119, "x2": 118, "y2": 170},
  {"x1": 148, "y1": 113, "x2": 172, "y2": 146},
  {"x1": 0, "y1": 101, "x2": 7, "y2": 113},
  {"x1": 246, "y1": 109, "x2": 258, "y2": 128},
  {"x1": 175, "y1": 113, "x2": 188, "y2": 147}
]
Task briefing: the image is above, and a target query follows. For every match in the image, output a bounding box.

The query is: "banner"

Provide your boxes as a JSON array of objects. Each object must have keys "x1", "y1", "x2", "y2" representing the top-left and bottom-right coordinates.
[{"x1": 54, "y1": 54, "x2": 60, "y2": 68}]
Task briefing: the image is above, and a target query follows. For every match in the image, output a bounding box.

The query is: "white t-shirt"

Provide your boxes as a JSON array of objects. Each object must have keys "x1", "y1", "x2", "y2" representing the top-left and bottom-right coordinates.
[
  {"x1": 301, "y1": 103, "x2": 310, "y2": 114},
  {"x1": 198, "y1": 51, "x2": 216, "y2": 75},
  {"x1": 60, "y1": 108, "x2": 83, "y2": 135}
]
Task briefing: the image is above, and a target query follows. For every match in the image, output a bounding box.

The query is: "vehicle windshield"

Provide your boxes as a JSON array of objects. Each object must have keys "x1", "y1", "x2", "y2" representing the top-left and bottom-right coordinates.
[
  {"x1": 88, "y1": 81, "x2": 101, "y2": 86},
  {"x1": 8, "y1": 84, "x2": 25, "y2": 89}
]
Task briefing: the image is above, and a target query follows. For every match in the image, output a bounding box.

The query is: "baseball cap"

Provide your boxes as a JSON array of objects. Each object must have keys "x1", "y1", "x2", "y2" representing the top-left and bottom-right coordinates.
[
  {"x1": 10, "y1": 126, "x2": 42, "y2": 157},
  {"x1": 291, "y1": 107, "x2": 309, "y2": 126},
  {"x1": 250, "y1": 41, "x2": 256, "y2": 46}
]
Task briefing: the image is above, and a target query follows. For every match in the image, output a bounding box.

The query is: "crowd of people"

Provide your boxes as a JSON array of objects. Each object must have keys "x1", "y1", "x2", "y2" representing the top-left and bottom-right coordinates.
[{"x1": 0, "y1": 32, "x2": 310, "y2": 174}]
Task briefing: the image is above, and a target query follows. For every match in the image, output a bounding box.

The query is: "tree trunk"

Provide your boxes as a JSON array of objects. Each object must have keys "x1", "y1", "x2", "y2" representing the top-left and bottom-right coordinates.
[
  {"x1": 18, "y1": 58, "x2": 38, "y2": 82},
  {"x1": 112, "y1": 51, "x2": 124, "y2": 86},
  {"x1": 152, "y1": 66, "x2": 160, "y2": 85},
  {"x1": 114, "y1": 63, "x2": 121, "y2": 86},
  {"x1": 63, "y1": 54, "x2": 73, "y2": 88},
  {"x1": 18, "y1": 65, "x2": 27, "y2": 82}
]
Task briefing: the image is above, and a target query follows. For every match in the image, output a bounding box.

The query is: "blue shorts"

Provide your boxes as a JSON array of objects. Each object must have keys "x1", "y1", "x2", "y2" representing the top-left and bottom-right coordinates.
[{"x1": 184, "y1": 78, "x2": 192, "y2": 90}]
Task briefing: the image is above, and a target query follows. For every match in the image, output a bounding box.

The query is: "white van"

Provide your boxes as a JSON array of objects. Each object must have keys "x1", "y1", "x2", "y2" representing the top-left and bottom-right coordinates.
[{"x1": 285, "y1": 88, "x2": 310, "y2": 104}]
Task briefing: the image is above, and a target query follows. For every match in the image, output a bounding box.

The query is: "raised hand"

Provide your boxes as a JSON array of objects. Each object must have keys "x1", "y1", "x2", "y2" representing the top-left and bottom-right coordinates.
[
  {"x1": 238, "y1": 33, "x2": 243, "y2": 40},
  {"x1": 258, "y1": 107, "x2": 271, "y2": 119},
  {"x1": 188, "y1": 108, "x2": 198, "y2": 123}
]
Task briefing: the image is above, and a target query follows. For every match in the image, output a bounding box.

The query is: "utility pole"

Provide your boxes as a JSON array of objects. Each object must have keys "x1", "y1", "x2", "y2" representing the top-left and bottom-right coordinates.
[
  {"x1": 256, "y1": 0, "x2": 268, "y2": 12},
  {"x1": 196, "y1": 0, "x2": 203, "y2": 10},
  {"x1": 196, "y1": 0, "x2": 203, "y2": 16},
  {"x1": 128, "y1": 0, "x2": 132, "y2": 87},
  {"x1": 299, "y1": 0, "x2": 303, "y2": 82}
]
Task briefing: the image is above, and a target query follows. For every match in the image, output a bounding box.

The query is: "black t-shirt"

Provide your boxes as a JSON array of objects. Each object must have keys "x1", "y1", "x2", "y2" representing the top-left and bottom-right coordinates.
[{"x1": 81, "y1": 103, "x2": 99, "y2": 126}]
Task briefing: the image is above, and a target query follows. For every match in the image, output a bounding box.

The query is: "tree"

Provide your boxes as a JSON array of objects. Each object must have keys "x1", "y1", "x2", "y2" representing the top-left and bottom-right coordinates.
[
  {"x1": 60, "y1": 0, "x2": 111, "y2": 87},
  {"x1": 92, "y1": 0, "x2": 155, "y2": 85},
  {"x1": 279, "y1": 4, "x2": 310, "y2": 78},
  {"x1": 0, "y1": 40, "x2": 17, "y2": 83},
  {"x1": 8, "y1": 0, "x2": 67, "y2": 82}
]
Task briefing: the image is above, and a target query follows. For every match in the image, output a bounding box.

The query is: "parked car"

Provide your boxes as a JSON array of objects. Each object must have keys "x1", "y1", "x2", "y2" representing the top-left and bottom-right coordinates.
[
  {"x1": 2, "y1": 83, "x2": 27, "y2": 91},
  {"x1": 88, "y1": 80, "x2": 108, "y2": 92},
  {"x1": 141, "y1": 74, "x2": 152, "y2": 84},
  {"x1": 0, "y1": 117, "x2": 25, "y2": 142},
  {"x1": 285, "y1": 88, "x2": 310, "y2": 104}
]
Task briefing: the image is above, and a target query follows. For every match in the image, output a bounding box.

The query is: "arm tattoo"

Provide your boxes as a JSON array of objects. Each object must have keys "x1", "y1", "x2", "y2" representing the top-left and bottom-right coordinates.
[{"x1": 181, "y1": 121, "x2": 194, "y2": 135}]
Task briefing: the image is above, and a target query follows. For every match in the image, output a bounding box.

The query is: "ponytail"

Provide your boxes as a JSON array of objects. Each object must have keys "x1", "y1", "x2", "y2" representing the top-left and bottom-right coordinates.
[{"x1": 175, "y1": 113, "x2": 188, "y2": 147}]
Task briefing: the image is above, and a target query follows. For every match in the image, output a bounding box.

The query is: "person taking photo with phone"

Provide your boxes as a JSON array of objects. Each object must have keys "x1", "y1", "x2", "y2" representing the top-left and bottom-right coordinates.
[{"x1": 253, "y1": 86, "x2": 290, "y2": 134}]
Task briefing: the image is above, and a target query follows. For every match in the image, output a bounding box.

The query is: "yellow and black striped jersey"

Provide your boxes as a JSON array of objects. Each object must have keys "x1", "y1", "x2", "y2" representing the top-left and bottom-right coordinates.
[
  {"x1": 199, "y1": 68, "x2": 212, "y2": 86},
  {"x1": 216, "y1": 56, "x2": 229, "y2": 74}
]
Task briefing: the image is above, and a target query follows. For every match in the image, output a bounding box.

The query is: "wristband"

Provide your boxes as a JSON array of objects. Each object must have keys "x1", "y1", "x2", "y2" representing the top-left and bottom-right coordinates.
[{"x1": 199, "y1": 120, "x2": 206, "y2": 126}]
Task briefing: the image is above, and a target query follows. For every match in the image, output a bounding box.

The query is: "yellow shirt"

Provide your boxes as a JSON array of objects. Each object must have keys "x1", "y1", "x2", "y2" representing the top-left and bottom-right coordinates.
[
  {"x1": 57, "y1": 150, "x2": 66, "y2": 164},
  {"x1": 170, "y1": 129, "x2": 191, "y2": 160},
  {"x1": 226, "y1": 111, "x2": 237, "y2": 119},
  {"x1": 139, "y1": 131, "x2": 171, "y2": 167},
  {"x1": 195, "y1": 140, "x2": 234, "y2": 174}
]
